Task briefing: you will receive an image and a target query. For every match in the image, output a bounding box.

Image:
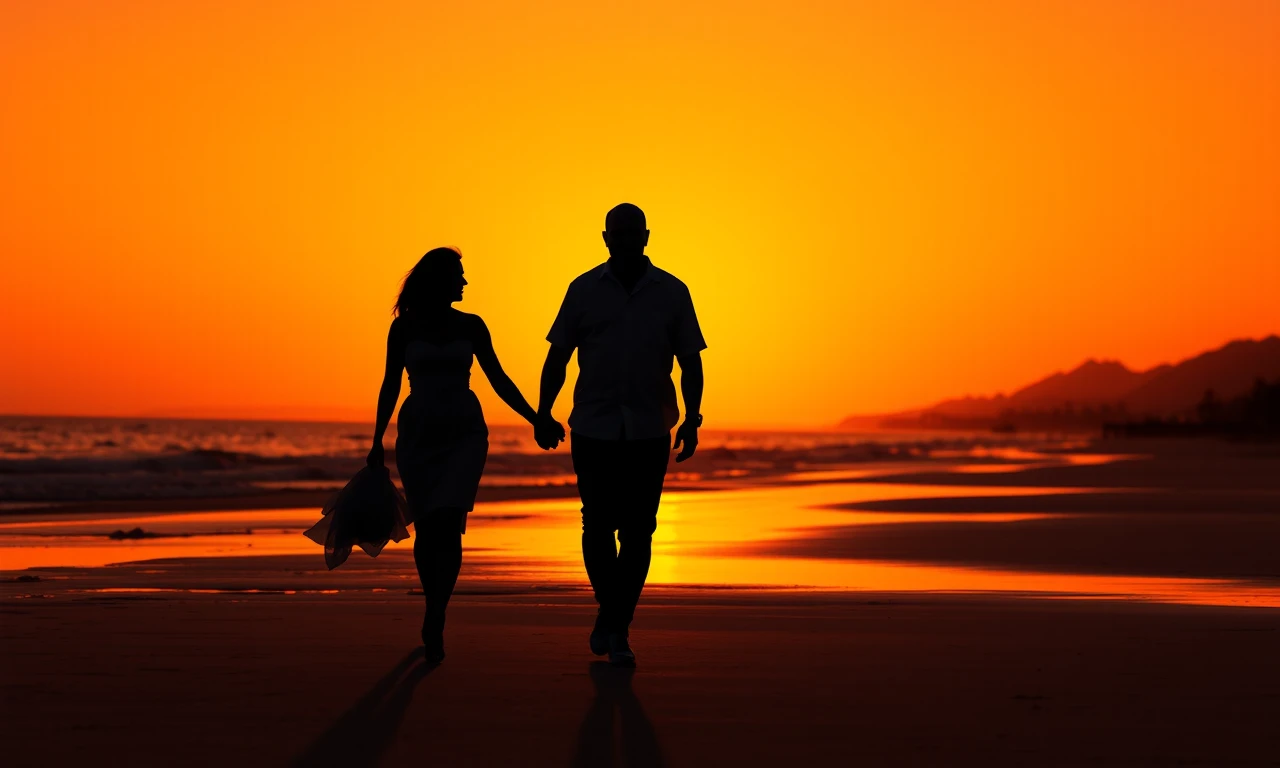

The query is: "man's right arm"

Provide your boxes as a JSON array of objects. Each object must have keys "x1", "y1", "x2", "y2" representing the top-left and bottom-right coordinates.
[
  {"x1": 538, "y1": 281, "x2": 580, "y2": 448},
  {"x1": 538, "y1": 344, "x2": 573, "y2": 418}
]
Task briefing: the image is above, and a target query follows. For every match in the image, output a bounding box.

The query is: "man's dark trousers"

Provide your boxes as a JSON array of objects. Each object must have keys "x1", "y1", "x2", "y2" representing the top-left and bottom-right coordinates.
[{"x1": 570, "y1": 432, "x2": 670, "y2": 635}]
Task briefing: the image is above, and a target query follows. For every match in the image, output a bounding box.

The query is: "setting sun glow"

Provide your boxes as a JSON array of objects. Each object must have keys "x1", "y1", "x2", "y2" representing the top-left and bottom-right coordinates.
[{"x1": 3, "y1": 0, "x2": 1276, "y2": 426}]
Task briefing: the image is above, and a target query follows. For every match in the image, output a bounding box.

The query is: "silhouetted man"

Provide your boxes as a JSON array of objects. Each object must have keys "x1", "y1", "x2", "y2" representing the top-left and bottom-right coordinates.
[{"x1": 535, "y1": 203, "x2": 706, "y2": 667}]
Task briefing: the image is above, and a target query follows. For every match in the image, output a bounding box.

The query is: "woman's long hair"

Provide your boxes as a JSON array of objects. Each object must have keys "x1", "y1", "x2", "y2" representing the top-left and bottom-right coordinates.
[{"x1": 393, "y1": 247, "x2": 462, "y2": 317}]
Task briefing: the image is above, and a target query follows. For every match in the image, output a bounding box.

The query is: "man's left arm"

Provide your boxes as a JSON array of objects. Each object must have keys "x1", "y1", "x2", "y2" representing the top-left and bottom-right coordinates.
[
  {"x1": 671, "y1": 283, "x2": 707, "y2": 462},
  {"x1": 673, "y1": 352, "x2": 703, "y2": 462}
]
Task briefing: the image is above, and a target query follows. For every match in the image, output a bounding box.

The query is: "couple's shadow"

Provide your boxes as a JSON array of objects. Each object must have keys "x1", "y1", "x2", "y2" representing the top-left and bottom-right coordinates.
[
  {"x1": 294, "y1": 654, "x2": 663, "y2": 768},
  {"x1": 571, "y1": 661, "x2": 666, "y2": 768},
  {"x1": 292, "y1": 648, "x2": 435, "y2": 768}
]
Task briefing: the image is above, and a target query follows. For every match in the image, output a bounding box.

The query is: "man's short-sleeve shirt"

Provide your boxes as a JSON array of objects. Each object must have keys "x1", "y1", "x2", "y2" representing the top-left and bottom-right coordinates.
[{"x1": 547, "y1": 260, "x2": 706, "y2": 441}]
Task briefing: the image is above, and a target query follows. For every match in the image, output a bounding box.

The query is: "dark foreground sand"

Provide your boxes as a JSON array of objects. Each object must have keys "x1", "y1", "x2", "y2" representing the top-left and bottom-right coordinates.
[{"x1": 3, "y1": 588, "x2": 1279, "y2": 767}]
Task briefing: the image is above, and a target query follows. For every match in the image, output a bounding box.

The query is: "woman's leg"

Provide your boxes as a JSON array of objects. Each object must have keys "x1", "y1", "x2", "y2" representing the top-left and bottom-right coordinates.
[{"x1": 413, "y1": 507, "x2": 464, "y2": 651}]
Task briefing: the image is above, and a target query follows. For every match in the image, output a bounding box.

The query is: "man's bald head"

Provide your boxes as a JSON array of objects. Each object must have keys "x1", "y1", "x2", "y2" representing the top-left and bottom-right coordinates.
[
  {"x1": 605, "y1": 203, "x2": 647, "y2": 233},
  {"x1": 602, "y1": 202, "x2": 650, "y2": 260}
]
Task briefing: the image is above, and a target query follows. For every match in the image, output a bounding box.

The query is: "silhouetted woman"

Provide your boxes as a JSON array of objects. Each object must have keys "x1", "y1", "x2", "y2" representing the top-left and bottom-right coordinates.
[{"x1": 368, "y1": 247, "x2": 546, "y2": 664}]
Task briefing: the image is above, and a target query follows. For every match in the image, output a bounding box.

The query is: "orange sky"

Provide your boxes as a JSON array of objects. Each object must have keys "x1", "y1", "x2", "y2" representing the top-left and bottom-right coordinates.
[{"x1": 2, "y1": 0, "x2": 1277, "y2": 428}]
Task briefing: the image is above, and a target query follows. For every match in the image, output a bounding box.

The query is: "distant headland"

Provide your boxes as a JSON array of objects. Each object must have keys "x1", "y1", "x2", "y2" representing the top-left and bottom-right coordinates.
[{"x1": 839, "y1": 336, "x2": 1280, "y2": 436}]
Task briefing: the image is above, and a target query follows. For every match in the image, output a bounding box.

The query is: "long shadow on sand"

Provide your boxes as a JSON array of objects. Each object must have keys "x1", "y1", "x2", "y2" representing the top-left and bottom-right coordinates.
[
  {"x1": 293, "y1": 648, "x2": 434, "y2": 768},
  {"x1": 571, "y1": 662, "x2": 665, "y2": 767}
]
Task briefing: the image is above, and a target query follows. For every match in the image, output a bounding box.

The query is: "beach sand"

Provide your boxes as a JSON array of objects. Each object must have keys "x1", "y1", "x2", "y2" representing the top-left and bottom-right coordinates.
[
  {"x1": 3, "y1": 438, "x2": 1279, "y2": 766},
  {"x1": 3, "y1": 590, "x2": 1278, "y2": 766}
]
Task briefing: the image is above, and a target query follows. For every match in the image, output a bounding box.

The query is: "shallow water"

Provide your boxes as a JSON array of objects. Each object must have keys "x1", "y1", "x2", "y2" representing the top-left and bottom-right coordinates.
[{"x1": 3, "y1": 478, "x2": 1277, "y2": 608}]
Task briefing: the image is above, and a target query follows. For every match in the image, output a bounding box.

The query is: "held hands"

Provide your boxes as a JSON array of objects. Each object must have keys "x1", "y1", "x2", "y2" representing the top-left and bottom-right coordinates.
[
  {"x1": 533, "y1": 412, "x2": 566, "y2": 450},
  {"x1": 367, "y1": 442, "x2": 385, "y2": 468},
  {"x1": 673, "y1": 420, "x2": 699, "y2": 463}
]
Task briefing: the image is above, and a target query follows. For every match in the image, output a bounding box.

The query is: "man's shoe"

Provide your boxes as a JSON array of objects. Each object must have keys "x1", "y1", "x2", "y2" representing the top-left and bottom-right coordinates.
[
  {"x1": 589, "y1": 615, "x2": 609, "y2": 657},
  {"x1": 608, "y1": 633, "x2": 636, "y2": 667}
]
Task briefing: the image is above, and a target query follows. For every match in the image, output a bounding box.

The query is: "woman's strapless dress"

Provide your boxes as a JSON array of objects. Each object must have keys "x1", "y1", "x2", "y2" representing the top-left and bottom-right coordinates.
[{"x1": 394, "y1": 338, "x2": 489, "y2": 533}]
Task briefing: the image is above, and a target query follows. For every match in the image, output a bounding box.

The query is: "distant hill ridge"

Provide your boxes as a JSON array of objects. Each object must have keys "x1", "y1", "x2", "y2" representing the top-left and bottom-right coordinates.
[{"x1": 841, "y1": 335, "x2": 1280, "y2": 429}]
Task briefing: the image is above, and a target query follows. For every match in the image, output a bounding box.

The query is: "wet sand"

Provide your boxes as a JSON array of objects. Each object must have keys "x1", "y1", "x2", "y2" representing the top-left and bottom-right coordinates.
[
  {"x1": 3, "y1": 438, "x2": 1279, "y2": 765},
  {"x1": 732, "y1": 440, "x2": 1280, "y2": 582},
  {"x1": 741, "y1": 494, "x2": 1280, "y2": 580}
]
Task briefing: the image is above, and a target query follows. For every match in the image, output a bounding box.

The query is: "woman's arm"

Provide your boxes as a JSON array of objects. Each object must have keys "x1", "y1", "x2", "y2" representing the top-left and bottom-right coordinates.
[
  {"x1": 471, "y1": 316, "x2": 538, "y2": 425},
  {"x1": 368, "y1": 319, "x2": 405, "y2": 466}
]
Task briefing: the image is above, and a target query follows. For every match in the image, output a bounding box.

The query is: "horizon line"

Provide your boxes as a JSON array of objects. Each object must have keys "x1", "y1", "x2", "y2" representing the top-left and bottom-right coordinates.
[{"x1": 0, "y1": 410, "x2": 856, "y2": 433}]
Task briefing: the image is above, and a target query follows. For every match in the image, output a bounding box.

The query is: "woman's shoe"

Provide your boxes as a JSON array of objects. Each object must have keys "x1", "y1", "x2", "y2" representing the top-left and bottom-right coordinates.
[
  {"x1": 422, "y1": 612, "x2": 446, "y2": 664},
  {"x1": 423, "y1": 631, "x2": 446, "y2": 665}
]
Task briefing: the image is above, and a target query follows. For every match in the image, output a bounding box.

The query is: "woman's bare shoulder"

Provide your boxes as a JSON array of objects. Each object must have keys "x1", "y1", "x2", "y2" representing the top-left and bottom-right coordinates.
[
  {"x1": 450, "y1": 309, "x2": 487, "y2": 330},
  {"x1": 388, "y1": 314, "x2": 411, "y2": 340}
]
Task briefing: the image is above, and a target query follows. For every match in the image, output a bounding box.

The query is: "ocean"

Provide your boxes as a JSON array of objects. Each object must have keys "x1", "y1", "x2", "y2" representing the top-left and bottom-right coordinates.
[{"x1": 0, "y1": 415, "x2": 1004, "y2": 510}]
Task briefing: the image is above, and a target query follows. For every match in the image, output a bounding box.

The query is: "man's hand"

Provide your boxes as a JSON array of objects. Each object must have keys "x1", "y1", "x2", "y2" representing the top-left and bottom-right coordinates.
[
  {"x1": 673, "y1": 420, "x2": 699, "y2": 463},
  {"x1": 534, "y1": 413, "x2": 566, "y2": 450},
  {"x1": 367, "y1": 442, "x2": 385, "y2": 468}
]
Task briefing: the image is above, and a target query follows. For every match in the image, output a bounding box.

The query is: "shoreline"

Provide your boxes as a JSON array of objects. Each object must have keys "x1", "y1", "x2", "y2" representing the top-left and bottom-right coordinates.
[
  {"x1": 0, "y1": 483, "x2": 587, "y2": 517},
  {"x1": 4, "y1": 440, "x2": 1279, "y2": 601}
]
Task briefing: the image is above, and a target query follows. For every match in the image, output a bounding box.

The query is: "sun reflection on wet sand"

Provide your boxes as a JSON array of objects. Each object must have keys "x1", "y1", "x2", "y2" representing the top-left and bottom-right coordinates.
[{"x1": 2, "y1": 479, "x2": 1277, "y2": 608}]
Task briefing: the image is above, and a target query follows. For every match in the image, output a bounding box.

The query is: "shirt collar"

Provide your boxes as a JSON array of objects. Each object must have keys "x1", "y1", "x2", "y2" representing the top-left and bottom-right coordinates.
[{"x1": 599, "y1": 258, "x2": 662, "y2": 289}]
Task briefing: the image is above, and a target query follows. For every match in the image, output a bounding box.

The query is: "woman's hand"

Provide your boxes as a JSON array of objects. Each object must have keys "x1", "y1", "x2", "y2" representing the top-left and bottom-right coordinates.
[
  {"x1": 367, "y1": 442, "x2": 385, "y2": 468},
  {"x1": 534, "y1": 413, "x2": 566, "y2": 450}
]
